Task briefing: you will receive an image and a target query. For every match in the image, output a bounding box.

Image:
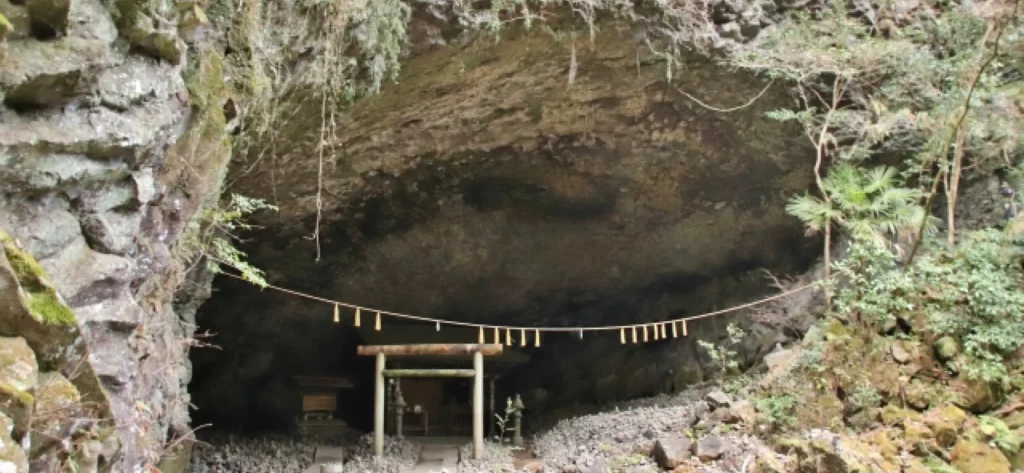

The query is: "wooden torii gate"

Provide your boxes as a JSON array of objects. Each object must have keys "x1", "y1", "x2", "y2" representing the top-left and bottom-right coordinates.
[{"x1": 356, "y1": 343, "x2": 503, "y2": 459}]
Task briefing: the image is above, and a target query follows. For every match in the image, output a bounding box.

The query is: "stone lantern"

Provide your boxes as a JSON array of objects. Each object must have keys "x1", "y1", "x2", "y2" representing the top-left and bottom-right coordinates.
[{"x1": 512, "y1": 394, "x2": 525, "y2": 447}]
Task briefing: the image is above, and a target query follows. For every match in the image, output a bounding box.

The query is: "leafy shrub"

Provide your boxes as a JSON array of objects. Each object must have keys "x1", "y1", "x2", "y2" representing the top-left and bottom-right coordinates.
[
  {"x1": 833, "y1": 230, "x2": 1024, "y2": 385},
  {"x1": 698, "y1": 323, "x2": 746, "y2": 379},
  {"x1": 978, "y1": 415, "x2": 1022, "y2": 454},
  {"x1": 753, "y1": 393, "x2": 797, "y2": 430},
  {"x1": 847, "y1": 384, "x2": 882, "y2": 411}
]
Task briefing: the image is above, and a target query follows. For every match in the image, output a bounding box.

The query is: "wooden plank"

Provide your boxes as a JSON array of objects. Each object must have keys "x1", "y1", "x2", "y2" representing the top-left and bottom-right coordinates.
[
  {"x1": 382, "y1": 369, "x2": 476, "y2": 378},
  {"x1": 357, "y1": 344, "x2": 503, "y2": 357}
]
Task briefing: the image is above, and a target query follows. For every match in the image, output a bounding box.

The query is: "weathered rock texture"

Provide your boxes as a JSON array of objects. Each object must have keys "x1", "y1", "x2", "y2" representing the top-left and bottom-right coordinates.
[
  {"x1": 0, "y1": 0, "x2": 228, "y2": 469},
  {"x1": 194, "y1": 18, "x2": 820, "y2": 427}
]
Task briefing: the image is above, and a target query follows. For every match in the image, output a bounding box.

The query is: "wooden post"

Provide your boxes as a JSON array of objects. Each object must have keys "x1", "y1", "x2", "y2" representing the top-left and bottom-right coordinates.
[
  {"x1": 473, "y1": 350, "x2": 484, "y2": 459},
  {"x1": 374, "y1": 352, "x2": 386, "y2": 457},
  {"x1": 488, "y1": 376, "x2": 496, "y2": 438}
]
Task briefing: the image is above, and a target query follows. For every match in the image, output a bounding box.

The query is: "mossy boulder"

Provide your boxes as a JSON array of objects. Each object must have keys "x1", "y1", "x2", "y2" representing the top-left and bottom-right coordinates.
[
  {"x1": 878, "y1": 404, "x2": 909, "y2": 426},
  {"x1": 1001, "y1": 409, "x2": 1024, "y2": 430},
  {"x1": 903, "y1": 419, "x2": 940, "y2": 456},
  {"x1": 795, "y1": 389, "x2": 844, "y2": 430},
  {"x1": 823, "y1": 318, "x2": 849, "y2": 341},
  {"x1": 0, "y1": 228, "x2": 117, "y2": 467},
  {"x1": 0, "y1": 412, "x2": 27, "y2": 473},
  {"x1": 751, "y1": 455, "x2": 787, "y2": 473},
  {"x1": 859, "y1": 429, "x2": 900, "y2": 469},
  {"x1": 923, "y1": 404, "x2": 967, "y2": 448},
  {"x1": 0, "y1": 231, "x2": 75, "y2": 325},
  {"x1": 934, "y1": 336, "x2": 959, "y2": 362},
  {"x1": 951, "y1": 439, "x2": 1011, "y2": 473},
  {"x1": 24, "y1": 0, "x2": 71, "y2": 37},
  {"x1": 952, "y1": 378, "x2": 1004, "y2": 414},
  {"x1": 904, "y1": 379, "x2": 936, "y2": 410},
  {"x1": 808, "y1": 435, "x2": 880, "y2": 473},
  {"x1": 0, "y1": 336, "x2": 37, "y2": 433},
  {"x1": 32, "y1": 372, "x2": 81, "y2": 435}
]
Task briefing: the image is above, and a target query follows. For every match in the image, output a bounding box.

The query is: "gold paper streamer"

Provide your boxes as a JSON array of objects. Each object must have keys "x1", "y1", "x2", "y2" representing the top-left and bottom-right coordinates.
[
  {"x1": 354, "y1": 307, "x2": 361, "y2": 327},
  {"x1": 505, "y1": 328, "x2": 512, "y2": 346},
  {"x1": 520, "y1": 329, "x2": 526, "y2": 347},
  {"x1": 374, "y1": 311, "x2": 381, "y2": 331},
  {"x1": 654, "y1": 324, "x2": 660, "y2": 340},
  {"x1": 478, "y1": 327, "x2": 484, "y2": 344},
  {"x1": 620, "y1": 328, "x2": 626, "y2": 344},
  {"x1": 534, "y1": 329, "x2": 541, "y2": 347},
  {"x1": 643, "y1": 325, "x2": 649, "y2": 342},
  {"x1": 682, "y1": 320, "x2": 688, "y2": 336},
  {"x1": 631, "y1": 326, "x2": 638, "y2": 343},
  {"x1": 672, "y1": 321, "x2": 678, "y2": 338},
  {"x1": 493, "y1": 327, "x2": 500, "y2": 345},
  {"x1": 660, "y1": 324, "x2": 667, "y2": 339},
  {"x1": 333, "y1": 304, "x2": 339, "y2": 323}
]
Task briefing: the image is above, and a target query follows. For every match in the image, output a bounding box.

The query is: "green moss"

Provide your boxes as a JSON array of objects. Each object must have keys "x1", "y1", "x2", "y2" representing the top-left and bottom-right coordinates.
[
  {"x1": 0, "y1": 230, "x2": 75, "y2": 325},
  {"x1": 0, "y1": 380, "x2": 34, "y2": 406}
]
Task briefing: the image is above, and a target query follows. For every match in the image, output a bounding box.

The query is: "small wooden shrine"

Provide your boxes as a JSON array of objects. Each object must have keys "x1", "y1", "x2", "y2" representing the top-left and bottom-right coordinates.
[{"x1": 294, "y1": 375, "x2": 355, "y2": 420}]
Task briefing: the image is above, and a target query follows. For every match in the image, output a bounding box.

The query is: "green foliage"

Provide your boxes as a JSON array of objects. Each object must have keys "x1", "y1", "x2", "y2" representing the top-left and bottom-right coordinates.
[
  {"x1": 753, "y1": 393, "x2": 797, "y2": 430},
  {"x1": 494, "y1": 397, "x2": 516, "y2": 443},
  {"x1": 978, "y1": 415, "x2": 1022, "y2": 454},
  {"x1": 833, "y1": 230, "x2": 1024, "y2": 385},
  {"x1": 919, "y1": 231, "x2": 1024, "y2": 383},
  {"x1": 847, "y1": 384, "x2": 881, "y2": 411},
  {"x1": 698, "y1": 323, "x2": 746, "y2": 379},
  {"x1": 786, "y1": 163, "x2": 932, "y2": 244},
  {"x1": 176, "y1": 194, "x2": 278, "y2": 288}
]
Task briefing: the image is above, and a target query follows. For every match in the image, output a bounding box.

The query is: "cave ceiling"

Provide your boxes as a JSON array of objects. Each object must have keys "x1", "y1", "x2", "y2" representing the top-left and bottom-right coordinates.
[{"x1": 225, "y1": 22, "x2": 819, "y2": 326}]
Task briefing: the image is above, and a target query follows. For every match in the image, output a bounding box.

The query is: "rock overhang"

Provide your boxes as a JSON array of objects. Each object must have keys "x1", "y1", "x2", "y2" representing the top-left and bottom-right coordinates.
[{"x1": 224, "y1": 19, "x2": 819, "y2": 326}]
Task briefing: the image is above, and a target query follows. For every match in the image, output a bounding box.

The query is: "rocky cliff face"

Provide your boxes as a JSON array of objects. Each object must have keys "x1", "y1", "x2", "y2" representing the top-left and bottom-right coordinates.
[
  {"x1": 1, "y1": 0, "x2": 228, "y2": 469},
  {"x1": 0, "y1": 0, "x2": 826, "y2": 464}
]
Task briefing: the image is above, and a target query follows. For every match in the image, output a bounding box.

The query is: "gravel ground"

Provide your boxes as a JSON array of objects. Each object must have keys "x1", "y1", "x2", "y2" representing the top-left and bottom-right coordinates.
[
  {"x1": 187, "y1": 384, "x2": 780, "y2": 473},
  {"x1": 187, "y1": 433, "x2": 316, "y2": 473},
  {"x1": 187, "y1": 433, "x2": 419, "y2": 473},
  {"x1": 344, "y1": 436, "x2": 421, "y2": 473},
  {"x1": 531, "y1": 387, "x2": 780, "y2": 473},
  {"x1": 457, "y1": 441, "x2": 516, "y2": 473}
]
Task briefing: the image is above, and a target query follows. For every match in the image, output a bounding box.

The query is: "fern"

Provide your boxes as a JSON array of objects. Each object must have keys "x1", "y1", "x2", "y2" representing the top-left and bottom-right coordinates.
[{"x1": 176, "y1": 194, "x2": 278, "y2": 288}]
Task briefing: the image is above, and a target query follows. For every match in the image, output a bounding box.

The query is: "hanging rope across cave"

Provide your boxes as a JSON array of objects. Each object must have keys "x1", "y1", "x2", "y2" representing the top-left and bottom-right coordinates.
[{"x1": 219, "y1": 271, "x2": 823, "y2": 346}]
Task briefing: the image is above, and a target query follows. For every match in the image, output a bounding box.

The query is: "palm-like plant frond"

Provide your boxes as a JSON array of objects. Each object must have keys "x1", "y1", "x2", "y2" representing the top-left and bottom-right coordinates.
[
  {"x1": 787, "y1": 163, "x2": 929, "y2": 243},
  {"x1": 786, "y1": 194, "x2": 838, "y2": 234}
]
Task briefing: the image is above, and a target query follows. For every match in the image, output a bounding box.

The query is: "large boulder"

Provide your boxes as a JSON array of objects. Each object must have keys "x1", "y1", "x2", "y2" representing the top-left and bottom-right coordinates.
[
  {"x1": 923, "y1": 404, "x2": 967, "y2": 447},
  {"x1": 652, "y1": 436, "x2": 693, "y2": 469},
  {"x1": 0, "y1": 336, "x2": 37, "y2": 432},
  {"x1": 0, "y1": 412, "x2": 27, "y2": 473},
  {"x1": 951, "y1": 439, "x2": 1011, "y2": 473}
]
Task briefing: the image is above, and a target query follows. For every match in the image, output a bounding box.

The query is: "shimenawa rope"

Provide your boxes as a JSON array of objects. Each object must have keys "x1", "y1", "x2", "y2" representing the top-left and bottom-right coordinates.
[{"x1": 219, "y1": 271, "x2": 822, "y2": 335}]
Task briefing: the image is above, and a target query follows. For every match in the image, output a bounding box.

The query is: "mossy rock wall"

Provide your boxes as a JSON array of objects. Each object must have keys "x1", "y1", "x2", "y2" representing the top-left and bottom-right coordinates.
[{"x1": 0, "y1": 0, "x2": 232, "y2": 469}]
